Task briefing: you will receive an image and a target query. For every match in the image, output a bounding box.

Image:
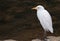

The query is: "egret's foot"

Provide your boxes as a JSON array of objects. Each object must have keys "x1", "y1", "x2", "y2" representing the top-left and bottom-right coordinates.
[
  {"x1": 43, "y1": 38, "x2": 47, "y2": 41},
  {"x1": 42, "y1": 37, "x2": 49, "y2": 41}
]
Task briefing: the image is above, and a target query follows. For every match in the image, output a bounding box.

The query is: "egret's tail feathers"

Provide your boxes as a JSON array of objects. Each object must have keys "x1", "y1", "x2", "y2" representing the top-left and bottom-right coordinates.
[
  {"x1": 50, "y1": 29, "x2": 53, "y2": 33},
  {"x1": 49, "y1": 27, "x2": 53, "y2": 33}
]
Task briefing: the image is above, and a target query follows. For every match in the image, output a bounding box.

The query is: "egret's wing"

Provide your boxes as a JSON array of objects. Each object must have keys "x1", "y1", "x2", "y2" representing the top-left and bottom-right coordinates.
[
  {"x1": 37, "y1": 10, "x2": 53, "y2": 33},
  {"x1": 43, "y1": 10, "x2": 52, "y2": 27}
]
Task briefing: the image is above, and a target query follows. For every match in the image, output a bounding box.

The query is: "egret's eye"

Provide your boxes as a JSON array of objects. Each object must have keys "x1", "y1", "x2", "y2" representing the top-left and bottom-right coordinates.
[
  {"x1": 37, "y1": 7, "x2": 40, "y2": 9},
  {"x1": 38, "y1": 7, "x2": 40, "y2": 9}
]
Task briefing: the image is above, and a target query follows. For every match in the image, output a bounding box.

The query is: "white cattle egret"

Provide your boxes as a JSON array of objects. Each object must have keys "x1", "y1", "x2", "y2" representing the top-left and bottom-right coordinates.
[{"x1": 32, "y1": 5, "x2": 53, "y2": 41}]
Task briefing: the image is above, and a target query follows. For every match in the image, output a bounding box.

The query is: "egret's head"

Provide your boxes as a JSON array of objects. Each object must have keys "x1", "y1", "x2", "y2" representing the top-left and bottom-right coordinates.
[{"x1": 32, "y1": 5, "x2": 44, "y2": 10}]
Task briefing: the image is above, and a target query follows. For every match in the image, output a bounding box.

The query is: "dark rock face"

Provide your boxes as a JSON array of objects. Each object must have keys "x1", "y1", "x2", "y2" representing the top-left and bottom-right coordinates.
[{"x1": 0, "y1": 0, "x2": 60, "y2": 41}]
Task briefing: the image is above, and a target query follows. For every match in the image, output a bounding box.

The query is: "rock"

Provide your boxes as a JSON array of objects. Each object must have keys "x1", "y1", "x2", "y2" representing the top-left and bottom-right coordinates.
[
  {"x1": 4, "y1": 39, "x2": 17, "y2": 41},
  {"x1": 32, "y1": 39, "x2": 41, "y2": 41},
  {"x1": 32, "y1": 36, "x2": 60, "y2": 41},
  {"x1": 48, "y1": 36, "x2": 60, "y2": 41}
]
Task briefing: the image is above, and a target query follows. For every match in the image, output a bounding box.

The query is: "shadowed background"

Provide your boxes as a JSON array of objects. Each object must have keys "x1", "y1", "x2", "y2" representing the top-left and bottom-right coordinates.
[{"x1": 0, "y1": 0, "x2": 60, "y2": 41}]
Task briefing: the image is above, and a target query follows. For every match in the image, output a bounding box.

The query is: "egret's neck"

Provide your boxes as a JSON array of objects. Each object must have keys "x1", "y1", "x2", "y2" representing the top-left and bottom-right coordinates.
[{"x1": 37, "y1": 8, "x2": 45, "y2": 15}]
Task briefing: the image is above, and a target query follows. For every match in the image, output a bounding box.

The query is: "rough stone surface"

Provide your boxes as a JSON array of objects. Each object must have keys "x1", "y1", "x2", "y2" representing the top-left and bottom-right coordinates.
[
  {"x1": 4, "y1": 39, "x2": 17, "y2": 41},
  {"x1": 32, "y1": 36, "x2": 60, "y2": 41}
]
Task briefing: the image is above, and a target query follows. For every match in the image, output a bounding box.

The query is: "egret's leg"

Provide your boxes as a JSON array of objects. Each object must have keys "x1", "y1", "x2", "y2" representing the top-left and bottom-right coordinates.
[{"x1": 43, "y1": 30, "x2": 47, "y2": 41}]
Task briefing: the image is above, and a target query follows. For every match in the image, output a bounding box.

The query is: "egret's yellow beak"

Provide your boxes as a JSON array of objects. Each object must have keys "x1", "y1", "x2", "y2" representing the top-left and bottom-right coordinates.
[{"x1": 32, "y1": 7, "x2": 37, "y2": 10}]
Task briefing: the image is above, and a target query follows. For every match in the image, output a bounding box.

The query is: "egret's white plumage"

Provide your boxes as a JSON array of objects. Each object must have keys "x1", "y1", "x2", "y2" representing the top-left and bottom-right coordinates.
[{"x1": 32, "y1": 5, "x2": 53, "y2": 33}]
